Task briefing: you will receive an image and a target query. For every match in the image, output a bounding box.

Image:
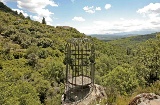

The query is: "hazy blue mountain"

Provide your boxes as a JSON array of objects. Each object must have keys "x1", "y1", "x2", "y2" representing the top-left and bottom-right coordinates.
[{"x1": 90, "y1": 32, "x2": 157, "y2": 41}]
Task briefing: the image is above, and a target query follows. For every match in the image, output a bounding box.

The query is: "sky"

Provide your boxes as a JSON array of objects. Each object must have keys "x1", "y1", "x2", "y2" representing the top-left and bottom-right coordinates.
[{"x1": 1, "y1": 0, "x2": 160, "y2": 35}]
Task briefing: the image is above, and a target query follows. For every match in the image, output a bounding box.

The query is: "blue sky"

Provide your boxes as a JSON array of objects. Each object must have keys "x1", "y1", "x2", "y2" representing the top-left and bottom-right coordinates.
[{"x1": 1, "y1": 0, "x2": 160, "y2": 35}]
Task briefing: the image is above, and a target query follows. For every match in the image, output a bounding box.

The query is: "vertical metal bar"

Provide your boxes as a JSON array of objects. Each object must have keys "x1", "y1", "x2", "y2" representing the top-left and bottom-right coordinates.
[
  {"x1": 71, "y1": 44, "x2": 74, "y2": 91},
  {"x1": 93, "y1": 51, "x2": 95, "y2": 85},
  {"x1": 91, "y1": 44, "x2": 94, "y2": 85},
  {"x1": 81, "y1": 41, "x2": 84, "y2": 100},
  {"x1": 92, "y1": 44, "x2": 95, "y2": 85},
  {"x1": 74, "y1": 43, "x2": 76, "y2": 85},
  {"x1": 85, "y1": 44, "x2": 87, "y2": 76},
  {"x1": 69, "y1": 43, "x2": 72, "y2": 101},
  {"x1": 65, "y1": 44, "x2": 68, "y2": 102},
  {"x1": 82, "y1": 48, "x2": 83, "y2": 86},
  {"x1": 78, "y1": 41, "x2": 80, "y2": 76},
  {"x1": 87, "y1": 43, "x2": 89, "y2": 83},
  {"x1": 65, "y1": 44, "x2": 68, "y2": 85}
]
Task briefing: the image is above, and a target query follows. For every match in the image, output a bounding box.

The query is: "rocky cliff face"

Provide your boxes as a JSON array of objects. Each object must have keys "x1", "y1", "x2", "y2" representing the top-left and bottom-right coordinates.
[{"x1": 129, "y1": 93, "x2": 160, "y2": 105}]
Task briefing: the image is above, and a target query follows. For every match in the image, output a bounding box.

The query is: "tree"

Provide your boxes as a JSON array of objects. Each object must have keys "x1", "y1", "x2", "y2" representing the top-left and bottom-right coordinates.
[
  {"x1": 42, "y1": 17, "x2": 46, "y2": 24},
  {"x1": 102, "y1": 64, "x2": 138, "y2": 95},
  {"x1": 19, "y1": 12, "x2": 25, "y2": 18},
  {"x1": 136, "y1": 39, "x2": 160, "y2": 84},
  {"x1": 26, "y1": 16, "x2": 31, "y2": 20},
  {"x1": 0, "y1": 82, "x2": 41, "y2": 105}
]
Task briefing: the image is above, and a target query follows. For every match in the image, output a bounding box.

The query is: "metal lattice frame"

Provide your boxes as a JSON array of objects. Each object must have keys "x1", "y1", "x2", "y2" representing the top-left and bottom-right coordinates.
[{"x1": 64, "y1": 38, "x2": 95, "y2": 102}]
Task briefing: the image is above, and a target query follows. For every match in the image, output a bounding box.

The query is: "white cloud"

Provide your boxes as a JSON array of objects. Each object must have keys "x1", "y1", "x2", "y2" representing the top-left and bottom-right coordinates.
[
  {"x1": 83, "y1": 6, "x2": 101, "y2": 14},
  {"x1": 2, "y1": 0, "x2": 58, "y2": 25},
  {"x1": 83, "y1": 6, "x2": 94, "y2": 11},
  {"x1": 31, "y1": 15, "x2": 53, "y2": 25},
  {"x1": 136, "y1": 3, "x2": 160, "y2": 31},
  {"x1": 72, "y1": 16, "x2": 85, "y2": 22},
  {"x1": 16, "y1": 0, "x2": 58, "y2": 16},
  {"x1": 78, "y1": 3, "x2": 160, "y2": 34},
  {"x1": 137, "y1": 3, "x2": 160, "y2": 14},
  {"x1": 32, "y1": 15, "x2": 41, "y2": 21},
  {"x1": 0, "y1": 0, "x2": 5, "y2": 3},
  {"x1": 18, "y1": 0, "x2": 58, "y2": 25},
  {"x1": 137, "y1": 3, "x2": 160, "y2": 18},
  {"x1": 120, "y1": 18, "x2": 124, "y2": 20},
  {"x1": 85, "y1": 18, "x2": 159, "y2": 34},
  {"x1": 17, "y1": 0, "x2": 58, "y2": 11},
  {"x1": 12, "y1": 9, "x2": 28, "y2": 17},
  {"x1": 105, "y1": 4, "x2": 111, "y2": 10},
  {"x1": 83, "y1": 6, "x2": 95, "y2": 14},
  {"x1": 78, "y1": 15, "x2": 160, "y2": 34},
  {"x1": 0, "y1": 0, "x2": 10, "y2": 4},
  {"x1": 36, "y1": 8, "x2": 54, "y2": 17},
  {"x1": 86, "y1": 9, "x2": 95, "y2": 14},
  {"x1": 78, "y1": 19, "x2": 149, "y2": 34},
  {"x1": 95, "y1": 7, "x2": 101, "y2": 11}
]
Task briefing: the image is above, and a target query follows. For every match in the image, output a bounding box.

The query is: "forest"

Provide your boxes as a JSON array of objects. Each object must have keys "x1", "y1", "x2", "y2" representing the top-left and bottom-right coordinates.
[{"x1": 0, "y1": 2, "x2": 160, "y2": 105}]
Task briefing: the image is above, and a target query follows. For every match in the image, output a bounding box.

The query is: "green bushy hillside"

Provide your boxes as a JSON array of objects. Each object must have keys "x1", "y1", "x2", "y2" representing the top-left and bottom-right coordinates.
[
  {"x1": 0, "y1": 2, "x2": 160, "y2": 105},
  {"x1": 0, "y1": 2, "x2": 85, "y2": 105}
]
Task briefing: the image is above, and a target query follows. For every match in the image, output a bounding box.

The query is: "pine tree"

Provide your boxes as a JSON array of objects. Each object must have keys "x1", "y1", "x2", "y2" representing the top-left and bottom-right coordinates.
[
  {"x1": 19, "y1": 12, "x2": 25, "y2": 18},
  {"x1": 42, "y1": 17, "x2": 46, "y2": 24},
  {"x1": 26, "y1": 16, "x2": 31, "y2": 20}
]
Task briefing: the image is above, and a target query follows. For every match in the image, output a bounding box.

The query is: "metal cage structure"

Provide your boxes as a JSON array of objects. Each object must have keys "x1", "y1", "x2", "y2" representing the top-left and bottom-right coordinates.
[{"x1": 64, "y1": 38, "x2": 95, "y2": 103}]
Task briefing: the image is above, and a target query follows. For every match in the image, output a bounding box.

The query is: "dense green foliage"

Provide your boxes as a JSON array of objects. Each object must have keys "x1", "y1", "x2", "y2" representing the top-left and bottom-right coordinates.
[
  {"x1": 0, "y1": 2, "x2": 85, "y2": 105},
  {"x1": 0, "y1": 2, "x2": 160, "y2": 105}
]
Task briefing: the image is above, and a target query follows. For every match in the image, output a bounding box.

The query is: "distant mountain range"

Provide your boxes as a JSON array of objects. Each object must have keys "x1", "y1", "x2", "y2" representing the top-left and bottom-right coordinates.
[
  {"x1": 89, "y1": 31, "x2": 158, "y2": 41},
  {"x1": 89, "y1": 30, "x2": 157, "y2": 36},
  {"x1": 89, "y1": 35, "x2": 126, "y2": 41}
]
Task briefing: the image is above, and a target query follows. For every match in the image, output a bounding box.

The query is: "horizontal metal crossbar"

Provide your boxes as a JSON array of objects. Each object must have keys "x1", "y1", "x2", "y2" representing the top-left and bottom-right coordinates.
[{"x1": 71, "y1": 54, "x2": 90, "y2": 56}]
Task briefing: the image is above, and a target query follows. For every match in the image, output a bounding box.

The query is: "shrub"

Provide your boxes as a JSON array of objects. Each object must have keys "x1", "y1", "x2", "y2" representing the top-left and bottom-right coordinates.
[
  {"x1": 102, "y1": 64, "x2": 138, "y2": 95},
  {"x1": 27, "y1": 53, "x2": 38, "y2": 67}
]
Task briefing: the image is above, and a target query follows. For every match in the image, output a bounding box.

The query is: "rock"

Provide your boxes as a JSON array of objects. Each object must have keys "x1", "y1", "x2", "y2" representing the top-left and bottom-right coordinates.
[
  {"x1": 62, "y1": 84, "x2": 107, "y2": 105},
  {"x1": 78, "y1": 84, "x2": 107, "y2": 105},
  {"x1": 129, "y1": 93, "x2": 160, "y2": 105}
]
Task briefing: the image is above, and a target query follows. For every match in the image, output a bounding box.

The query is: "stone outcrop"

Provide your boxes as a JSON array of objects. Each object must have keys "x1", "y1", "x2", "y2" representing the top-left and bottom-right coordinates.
[
  {"x1": 129, "y1": 93, "x2": 160, "y2": 105},
  {"x1": 62, "y1": 84, "x2": 107, "y2": 105},
  {"x1": 78, "y1": 84, "x2": 106, "y2": 105}
]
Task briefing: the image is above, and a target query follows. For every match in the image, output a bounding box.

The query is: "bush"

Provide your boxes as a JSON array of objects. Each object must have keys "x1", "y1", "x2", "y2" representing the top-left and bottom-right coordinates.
[
  {"x1": 0, "y1": 62, "x2": 2, "y2": 69},
  {"x1": 3, "y1": 28, "x2": 16, "y2": 37},
  {"x1": 27, "y1": 53, "x2": 38, "y2": 67},
  {"x1": 102, "y1": 64, "x2": 138, "y2": 95},
  {"x1": 38, "y1": 49, "x2": 49, "y2": 59},
  {"x1": 0, "y1": 25, "x2": 5, "y2": 34},
  {"x1": 37, "y1": 38, "x2": 53, "y2": 48},
  {"x1": 13, "y1": 51, "x2": 23, "y2": 59}
]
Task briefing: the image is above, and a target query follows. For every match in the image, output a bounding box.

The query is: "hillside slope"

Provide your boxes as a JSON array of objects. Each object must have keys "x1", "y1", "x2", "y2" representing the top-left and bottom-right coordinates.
[
  {"x1": 0, "y1": 2, "x2": 86, "y2": 105},
  {"x1": 0, "y1": 2, "x2": 160, "y2": 105}
]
